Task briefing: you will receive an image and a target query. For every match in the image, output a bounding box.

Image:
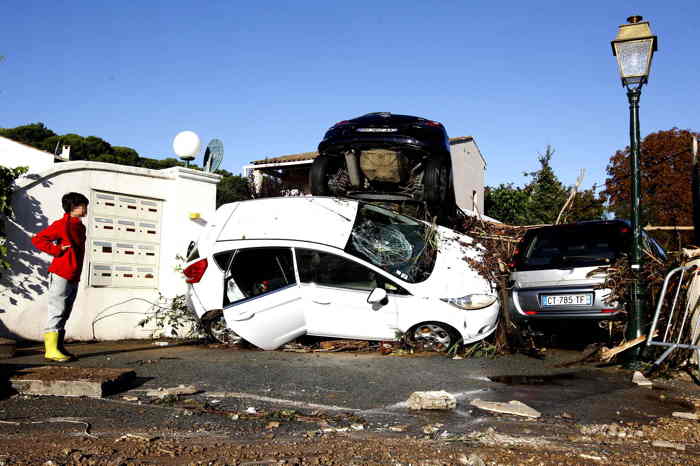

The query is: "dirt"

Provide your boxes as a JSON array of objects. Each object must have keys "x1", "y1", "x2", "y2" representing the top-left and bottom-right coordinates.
[
  {"x1": 8, "y1": 366, "x2": 134, "y2": 383},
  {"x1": 1, "y1": 414, "x2": 700, "y2": 465}
]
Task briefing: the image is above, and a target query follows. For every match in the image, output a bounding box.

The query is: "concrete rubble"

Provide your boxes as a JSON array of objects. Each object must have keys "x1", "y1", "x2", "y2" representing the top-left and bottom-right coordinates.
[
  {"x1": 470, "y1": 399, "x2": 541, "y2": 418},
  {"x1": 9, "y1": 366, "x2": 134, "y2": 398},
  {"x1": 672, "y1": 411, "x2": 700, "y2": 420},
  {"x1": 407, "y1": 390, "x2": 456, "y2": 410},
  {"x1": 651, "y1": 440, "x2": 686, "y2": 451},
  {"x1": 145, "y1": 384, "x2": 202, "y2": 398},
  {"x1": 632, "y1": 371, "x2": 653, "y2": 388}
]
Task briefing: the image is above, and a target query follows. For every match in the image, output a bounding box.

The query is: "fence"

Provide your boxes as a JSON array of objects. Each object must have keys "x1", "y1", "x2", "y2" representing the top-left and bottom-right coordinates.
[{"x1": 647, "y1": 262, "x2": 700, "y2": 371}]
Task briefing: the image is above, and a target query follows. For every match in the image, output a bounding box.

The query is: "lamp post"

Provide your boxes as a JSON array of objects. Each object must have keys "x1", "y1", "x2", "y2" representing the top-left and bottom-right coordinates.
[{"x1": 611, "y1": 16, "x2": 658, "y2": 364}]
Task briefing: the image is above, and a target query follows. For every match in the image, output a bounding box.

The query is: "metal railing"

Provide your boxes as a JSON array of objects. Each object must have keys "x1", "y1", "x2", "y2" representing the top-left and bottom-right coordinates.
[{"x1": 647, "y1": 264, "x2": 700, "y2": 371}]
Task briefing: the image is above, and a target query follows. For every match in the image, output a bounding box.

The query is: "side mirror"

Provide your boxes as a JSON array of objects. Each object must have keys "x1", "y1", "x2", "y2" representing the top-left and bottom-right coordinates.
[{"x1": 367, "y1": 288, "x2": 388, "y2": 305}]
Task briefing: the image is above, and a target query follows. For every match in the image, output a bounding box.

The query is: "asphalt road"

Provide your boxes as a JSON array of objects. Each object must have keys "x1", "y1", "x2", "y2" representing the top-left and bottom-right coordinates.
[{"x1": 2, "y1": 340, "x2": 696, "y2": 433}]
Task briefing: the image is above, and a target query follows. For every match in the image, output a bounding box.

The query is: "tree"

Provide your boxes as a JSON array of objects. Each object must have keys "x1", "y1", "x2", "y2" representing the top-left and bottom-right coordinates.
[
  {"x1": 485, "y1": 145, "x2": 605, "y2": 225},
  {"x1": 521, "y1": 146, "x2": 568, "y2": 225},
  {"x1": 604, "y1": 128, "x2": 696, "y2": 228},
  {"x1": 484, "y1": 184, "x2": 529, "y2": 225},
  {"x1": 0, "y1": 165, "x2": 28, "y2": 275},
  {"x1": 0, "y1": 123, "x2": 56, "y2": 148},
  {"x1": 215, "y1": 169, "x2": 251, "y2": 207}
]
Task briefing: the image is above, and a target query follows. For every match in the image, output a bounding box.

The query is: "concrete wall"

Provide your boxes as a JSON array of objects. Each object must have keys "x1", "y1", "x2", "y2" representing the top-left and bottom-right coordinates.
[
  {"x1": 0, "y1": 161, "x2": 220, "y2": 341},
  {"x1": 450, "y1": 139, "x2": 486, "y2": 214},
  {"x1": 0, "y1": 136, "x2": 55, "y2": 174}
]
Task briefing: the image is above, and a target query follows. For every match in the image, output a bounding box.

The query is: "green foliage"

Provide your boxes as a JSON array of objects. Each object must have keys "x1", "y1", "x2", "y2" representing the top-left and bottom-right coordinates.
[
  {"x1": 215, "y1": 169, "x2": 251, "y2": 207},
  {"x1": 522, "y1": 146, "x2": 568, "y2": 225},
  {"x1": 484, "y1": 145, "x2": 605, "y2": 225},
  {"x1": 137, "y1": 293, "x2": 204, "y2": 339},
  {"x1": 0, "y1": 122, "x2": 56, "y2": 148},
  {"x1": 0, "y1": 165, "x2": 29, "y2": 273},
  {"x1": 484, "y1": 183, "x2": 529, "y2": 225}
]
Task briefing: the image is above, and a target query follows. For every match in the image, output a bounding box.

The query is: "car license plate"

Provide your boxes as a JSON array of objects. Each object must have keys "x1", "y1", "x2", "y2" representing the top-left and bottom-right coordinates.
[
  {"x1": 541, "y1": 294, "x2": 592, "y2": 307},
  {"x1": 356, "y1": 128, "x2": 397, "y2": 132}
]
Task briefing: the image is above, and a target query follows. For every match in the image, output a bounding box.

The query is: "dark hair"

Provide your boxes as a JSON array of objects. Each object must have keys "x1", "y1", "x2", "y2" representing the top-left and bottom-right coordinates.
[{"x1": 62, "y1": 192, "x2": 89, "y2": 213}]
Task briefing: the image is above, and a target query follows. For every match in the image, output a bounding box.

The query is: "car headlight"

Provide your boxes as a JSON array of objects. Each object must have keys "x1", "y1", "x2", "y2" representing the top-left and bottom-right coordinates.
[{"x1": 442, "y1": 294, "x2": 497, "y2": 310}]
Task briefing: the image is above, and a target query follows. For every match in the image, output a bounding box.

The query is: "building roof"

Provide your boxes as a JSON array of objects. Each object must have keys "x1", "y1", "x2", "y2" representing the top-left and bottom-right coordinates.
[{"x1": 250, "y1": 137, "x2": 475, "y2": 165}]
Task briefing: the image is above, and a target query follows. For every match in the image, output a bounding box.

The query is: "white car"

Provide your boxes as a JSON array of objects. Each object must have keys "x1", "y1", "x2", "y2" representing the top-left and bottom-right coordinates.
[{"x1": 184, "y1": 197, "x2": 498, "y2": 352}]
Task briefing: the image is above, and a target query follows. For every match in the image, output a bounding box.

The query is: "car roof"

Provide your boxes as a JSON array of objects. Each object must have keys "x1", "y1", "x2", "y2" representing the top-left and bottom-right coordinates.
[
  {"x1": 216, "y1": 197, "x2": 359, "y2": 249},
  {"x1": 524, "y1": 219, "x2": 628, "y2": 235}
]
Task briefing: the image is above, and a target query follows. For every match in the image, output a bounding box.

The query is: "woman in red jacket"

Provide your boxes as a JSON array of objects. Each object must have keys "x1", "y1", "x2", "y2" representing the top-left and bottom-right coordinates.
[{"x1": 31, "y1": 192, "x2": 89, "y2": 362}]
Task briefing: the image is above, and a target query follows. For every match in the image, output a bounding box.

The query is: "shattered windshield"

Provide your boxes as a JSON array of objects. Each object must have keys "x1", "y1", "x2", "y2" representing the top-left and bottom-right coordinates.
[{"x1": 345, "y1": 203, "x2": 438, "y2": 283}]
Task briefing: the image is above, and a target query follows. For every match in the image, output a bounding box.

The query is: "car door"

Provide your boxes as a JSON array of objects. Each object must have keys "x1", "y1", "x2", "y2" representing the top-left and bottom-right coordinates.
[
  {"x1": 295, "y1": 247, "x2": 401, "y2": 341},
  {"x1": 222, "y1": 247, "x2": 305, "y2": 350}
]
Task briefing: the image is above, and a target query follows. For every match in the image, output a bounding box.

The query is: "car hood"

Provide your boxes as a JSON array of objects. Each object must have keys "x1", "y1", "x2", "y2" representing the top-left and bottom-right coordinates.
[{"x1": 408, "y1": 227, "x2": 495, "y2": 299}]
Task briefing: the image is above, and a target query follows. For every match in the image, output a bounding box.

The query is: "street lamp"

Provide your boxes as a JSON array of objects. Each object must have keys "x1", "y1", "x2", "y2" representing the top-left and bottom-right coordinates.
[{"x1": 611, "y1": 16, "x2": 658, "y2": 364}]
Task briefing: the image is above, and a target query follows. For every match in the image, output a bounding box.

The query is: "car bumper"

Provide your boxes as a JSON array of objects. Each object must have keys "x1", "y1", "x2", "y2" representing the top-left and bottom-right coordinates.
[
  {"x1": 186, "y1": 285, "x2": 208, "y2": 319},
  {"x1": 318, "y1": 135, "x2": 449, "y2": 157},
  {"x1": 460, "y1": 301, "x2": 500, "y2": 344},
  {"x1": 509, "y1": 286, "x2": 622, "y2": 321}
]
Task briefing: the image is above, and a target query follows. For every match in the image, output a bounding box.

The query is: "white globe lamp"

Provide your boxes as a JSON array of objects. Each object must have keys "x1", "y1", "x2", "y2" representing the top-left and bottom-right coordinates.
[{"x1": 173, "y1": 130, "x2": 201, "y2": 167}]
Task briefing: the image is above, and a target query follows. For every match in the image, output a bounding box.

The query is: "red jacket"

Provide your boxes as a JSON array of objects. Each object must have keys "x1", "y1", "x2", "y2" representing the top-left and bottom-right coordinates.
[{"x1": 32, "y1": 213, "x2": 86, "y2": 282}]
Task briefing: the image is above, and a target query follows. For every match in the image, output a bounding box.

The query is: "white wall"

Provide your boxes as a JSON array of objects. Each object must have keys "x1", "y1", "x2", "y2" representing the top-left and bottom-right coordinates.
[
  {"x1": 0, "y1": 161, "x2": 220, "y2": 341},
  {"x1": 450, "y1": 139, "x2": 486, "y2": 214},
  {"x1": 0, "y1": 136, "x2": 55, "y2": 174}
]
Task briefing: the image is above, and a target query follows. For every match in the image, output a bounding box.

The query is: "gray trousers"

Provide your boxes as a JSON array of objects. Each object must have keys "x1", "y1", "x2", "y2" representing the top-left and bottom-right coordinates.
[{"x1": 46, "y1": 273, "x2": 79, "y2": 332}]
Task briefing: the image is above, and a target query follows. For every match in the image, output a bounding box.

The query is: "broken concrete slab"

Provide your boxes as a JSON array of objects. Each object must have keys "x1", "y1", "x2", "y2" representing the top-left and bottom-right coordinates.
[
  {"x1": 632, "y1": 371, "x2": 653, "y2": 388},
  {"x1": 10, "y1": 366, "x2": 134, "y2": 398},
  {"x1": 407, "y1": 391, "x2": 456, "y2": 410},
  {"x1": 672, "y1": 411, "x2": 700, "y2": 420},
  {"x1": 470, "y1": 399, "x2": 541, "y2": 418},
  {"x1": 652, "y1": 440, "x2": 686, "y2": 451},
  {"x1": 145, "y1": 384, "x2": 202, "y2": 398},
  {"x1": 0, "y1": 337, "x2": 16, "y2": 359}
]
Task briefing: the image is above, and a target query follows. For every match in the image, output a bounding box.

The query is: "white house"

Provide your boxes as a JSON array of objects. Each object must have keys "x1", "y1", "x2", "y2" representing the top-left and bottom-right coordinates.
[
  {"x1": 242, "y1": 136, "x2": 487, "y2": 214},
  {"x1": 0, "y1": 161, "x2": 220, "y2": 341},
  {"x1": 0, "y1": 136, "x2": 69, "y2": 174}
]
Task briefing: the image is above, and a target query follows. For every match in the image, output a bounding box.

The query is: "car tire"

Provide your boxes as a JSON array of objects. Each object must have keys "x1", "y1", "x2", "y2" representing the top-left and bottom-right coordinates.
[
  {"x1": 202, "y1": 311, "x2": 241, "y2": 345},
  {"x1": 309, "y1": 155, "x2": 339, "y2": 196},
  {"x1": 406, "y1": 321, "x2": 462, "y2": 353},
  {"x1": 423, "y1": 157, "x2": 455, "y2": 220}
]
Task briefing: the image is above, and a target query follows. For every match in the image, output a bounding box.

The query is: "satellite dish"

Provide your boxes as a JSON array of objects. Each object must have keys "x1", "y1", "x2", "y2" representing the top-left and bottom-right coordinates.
[
  {"x1": 173, "y1": 131, "x2": 201, "y2": 167},
  {"x1": 203, "y1": 139, "x2": 224, "y2": 173}
]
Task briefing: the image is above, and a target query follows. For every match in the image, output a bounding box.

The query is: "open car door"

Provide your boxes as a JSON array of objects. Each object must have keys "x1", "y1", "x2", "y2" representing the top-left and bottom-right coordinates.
[{"x1": 222, "y1": 247, "x2": 305, "y2": 350}]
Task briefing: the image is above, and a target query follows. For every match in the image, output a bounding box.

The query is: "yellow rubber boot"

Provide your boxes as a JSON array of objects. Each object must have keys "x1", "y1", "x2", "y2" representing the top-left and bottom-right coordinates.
[{"x1": 44, "y1": 331, "x2": 70, "y2": 362}]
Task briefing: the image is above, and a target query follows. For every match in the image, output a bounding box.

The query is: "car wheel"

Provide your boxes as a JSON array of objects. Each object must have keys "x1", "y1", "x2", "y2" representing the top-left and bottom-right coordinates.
[
  {"x1": 407, "y1": 322, "x2": 461, "y2": 353},
  {"x1": 310, "y1": 156, "x2": 344, "y2": 196},
  {"x1": 423, "y1": 157, "x2": 454, "y2": 219},
  {"x1": 202, "y1": 311, "x2": 241, "y2": 345}
]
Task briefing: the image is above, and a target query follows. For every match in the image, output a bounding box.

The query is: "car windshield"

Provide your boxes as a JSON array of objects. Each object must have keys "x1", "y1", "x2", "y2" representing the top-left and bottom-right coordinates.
[
  {"x1": 344, "y1": 203, "x2": 437, "y2": 283},
  {"x1": 516, "y1": 223, "x2": 628, "y2": 271}
]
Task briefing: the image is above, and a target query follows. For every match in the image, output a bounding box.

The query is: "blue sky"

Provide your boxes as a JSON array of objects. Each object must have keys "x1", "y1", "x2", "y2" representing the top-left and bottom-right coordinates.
[{"x1": 2, "y1": 1, "x2": 698, "y2": 189}]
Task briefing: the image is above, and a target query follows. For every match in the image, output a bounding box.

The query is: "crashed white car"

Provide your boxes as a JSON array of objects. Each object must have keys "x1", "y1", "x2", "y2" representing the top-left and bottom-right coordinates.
[{"x1": 184, "y1": 197, "x2": 498, "y2": 351}]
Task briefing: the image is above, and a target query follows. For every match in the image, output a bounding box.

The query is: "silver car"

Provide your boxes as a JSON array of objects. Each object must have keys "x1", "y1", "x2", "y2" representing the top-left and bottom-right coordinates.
[{"x1": 508, "y1": 220, "x2": 665, "y2": 322}]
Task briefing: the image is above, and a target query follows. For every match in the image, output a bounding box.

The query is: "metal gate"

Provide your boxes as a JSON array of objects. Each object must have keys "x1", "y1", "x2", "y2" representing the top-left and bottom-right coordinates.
[{"x1": 647, "y1": 263, "x2": 700, "y2": 371}]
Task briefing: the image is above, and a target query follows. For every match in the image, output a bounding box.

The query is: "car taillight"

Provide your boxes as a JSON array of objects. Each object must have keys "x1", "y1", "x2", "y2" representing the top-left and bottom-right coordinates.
[
  {"x1": 524, "y1": 310, "x2": 537, "y2": 315},
  {"x1": 424, "y1": 120, "x2": 442, "y2": 127},
  {"x1": 601, "y1": 309, "x2": 617, "y2": 313},
  {"x1": 183, "y1": 258, "x2": 208, "y2": 284},
  {"x1": 332, "y1": 120, "x2": 349, "y2": 128}
]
